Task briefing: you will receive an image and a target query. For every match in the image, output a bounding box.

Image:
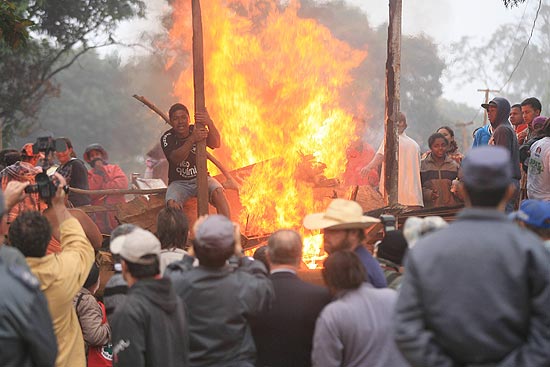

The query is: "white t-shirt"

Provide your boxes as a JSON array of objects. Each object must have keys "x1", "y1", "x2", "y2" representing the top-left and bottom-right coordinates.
[
  {"x1": 376, "y1": 132, "x2": 424, "y2": 206},
  {"x1": 527, "y1": 137, "x2": 550, "y2": 200}
]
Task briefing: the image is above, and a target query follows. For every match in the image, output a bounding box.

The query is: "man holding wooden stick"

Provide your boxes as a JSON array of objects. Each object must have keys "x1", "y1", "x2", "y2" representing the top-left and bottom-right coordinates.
[{"x1": 161, "y1": 103, "x2": 230, "y2": 218}]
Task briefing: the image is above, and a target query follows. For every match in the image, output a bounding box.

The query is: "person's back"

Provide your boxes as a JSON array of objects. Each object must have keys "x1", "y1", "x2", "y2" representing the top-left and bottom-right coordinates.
[
  {"x1": 312, "y1": 252, "x2": 408, "y2": 367},
  {"x1": 109, "y1": 227, "x2": 189, "y2": 367},
  {"x1": 166, "y1": 215, "x2": 274, "y2": 367},
  {"x1": 0, "y1": 259, "x2": 57, "y2": 367},
  {"x1": 9, "y1": 181, "x2": 95, "y2": 367},
  {"x1": 394, "y1": 146, "x2": 550, "y2": 366},
  {"x1": 251, "y1": 230, "x2": 331, "y2": 367}
]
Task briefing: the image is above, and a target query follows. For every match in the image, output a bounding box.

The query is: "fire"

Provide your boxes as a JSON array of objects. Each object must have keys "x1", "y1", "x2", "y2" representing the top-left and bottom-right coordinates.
[{"x1": 168, "y1": 0, "x2": 367, "y2": 267}]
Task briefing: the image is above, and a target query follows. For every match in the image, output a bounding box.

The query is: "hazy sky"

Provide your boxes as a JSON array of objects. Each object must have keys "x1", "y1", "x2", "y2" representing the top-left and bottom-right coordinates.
[{"x1": 111, "y1": 0, "x2": 536, "y2": 109}]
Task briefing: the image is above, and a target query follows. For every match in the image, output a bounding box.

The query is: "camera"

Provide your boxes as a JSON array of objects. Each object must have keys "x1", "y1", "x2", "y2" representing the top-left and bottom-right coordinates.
[
  {"x1": 379, "y1": 214, "x2": 396, "y2": 233},
  {"x1": 32, "y1": 137, "x2": 67, "y2": 155},
  {"x1": 24, "y1": 172, "x2": 69, "y2": 204}
]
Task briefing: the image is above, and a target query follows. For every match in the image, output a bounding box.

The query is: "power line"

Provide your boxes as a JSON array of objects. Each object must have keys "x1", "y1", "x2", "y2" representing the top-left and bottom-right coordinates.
[{"x1": 498, "y1": 0, "x2": 542, "y2": 92}]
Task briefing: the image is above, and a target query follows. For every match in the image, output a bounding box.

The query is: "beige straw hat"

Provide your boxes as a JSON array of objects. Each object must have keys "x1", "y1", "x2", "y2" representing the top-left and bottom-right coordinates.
[{"x1": 303, "y1": 199, "x2": 380, "y2": 230}]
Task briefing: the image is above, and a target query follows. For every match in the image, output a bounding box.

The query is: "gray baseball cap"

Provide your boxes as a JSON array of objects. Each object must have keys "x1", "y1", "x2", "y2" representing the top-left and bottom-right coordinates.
[
  {"x1": 195, "y1": 215, "x2": 235, "y2": 249},
  {"x1": 461, "y1": 146, "x2": 513, "y2": 189},
  {"x1": 110, "y1": 227, "x2": 161, "y2": 264}
]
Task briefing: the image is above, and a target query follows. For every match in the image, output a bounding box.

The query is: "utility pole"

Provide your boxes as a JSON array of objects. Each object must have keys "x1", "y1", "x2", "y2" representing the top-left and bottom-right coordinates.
[
  {"x1": 477, "y1": 88, "x2": 499, "y2": 126},
  {"x1": 384, "y1": 0, "x2": 402, "y2": 206}
]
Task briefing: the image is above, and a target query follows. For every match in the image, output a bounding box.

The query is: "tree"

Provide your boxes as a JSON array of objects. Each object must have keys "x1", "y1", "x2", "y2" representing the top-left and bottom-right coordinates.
[
  {"x1": 504, "y1": 0, "x2": 527, "y2": 8},
  {"x1": 0, "y1": 1, "x2": 33, "y2": 49},
  {"x1": 0, "y1": 0, "x2": 145, "y2": 143},
  {"x1": 448, "y1": 2, "x2": 550, "y2": 114}
]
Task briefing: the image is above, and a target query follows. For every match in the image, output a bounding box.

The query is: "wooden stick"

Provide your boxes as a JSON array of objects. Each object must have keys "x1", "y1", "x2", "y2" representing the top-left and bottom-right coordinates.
[
  {"x1": 192, "y1": 0, "x2": 209, "y2": 216},
  {"x1": 70, "y1": 187, "x2": 167, "y2": 195},
  {"x1": 132, "y1": 95, "x2": 240, "y2": 192}
]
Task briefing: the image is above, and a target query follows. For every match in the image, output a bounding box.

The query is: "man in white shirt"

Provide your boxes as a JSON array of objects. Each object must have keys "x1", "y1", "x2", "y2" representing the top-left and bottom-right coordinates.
[{"x1": 360, "y1": 112, "x2": 423, "y2": 208}]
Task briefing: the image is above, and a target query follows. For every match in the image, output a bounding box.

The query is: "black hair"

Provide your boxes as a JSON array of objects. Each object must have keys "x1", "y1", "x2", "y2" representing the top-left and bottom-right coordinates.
[
  {"x1": 428, "y1": 132, "x2": 449, "y2": 149},
  {"x1": 322, "y1": 251, "x2": 366, "y2": 290},
  {"x1": 124, "y1": 255, "x2": 160, "y2": 279},
  {"x1": 169, "y1": 103, "x2": 190, "y2": 120},
  {"x1": 8, "y1": 211, "x2": 52, "y2": 258},
  {"x1": 58, "y1": 137, "x2": 76, "y2": 158},
  {"x1": 511, "y1": 103, "x2": 522, "y2": 110},
  {"x1": 253, "y1": 245, "x2": 270, "y2": 272},
  {"x1": 157, "y1": 207, "x2": 189, "y2": 250},
  {"x1": 267, "y1": 229, "x2": 302, "y2": 266},
  {"x1": 464, "y1": 185, "x2": 508, "y2": 207},
  {"x1": 84, "y1": 263, "x2": 100, "y2": 289},
  {"x1": 521, "y1": 97, "x2": 542, "y2": 113}
]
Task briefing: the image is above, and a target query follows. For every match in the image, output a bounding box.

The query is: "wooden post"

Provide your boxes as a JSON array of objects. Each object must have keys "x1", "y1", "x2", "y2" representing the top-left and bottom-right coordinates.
[
  {"x1": 384, "y1": 0, "x2": 402, "y2": 206},
  {"x1": 192, "y1": 0, "x2": 209, "y2": 216}
]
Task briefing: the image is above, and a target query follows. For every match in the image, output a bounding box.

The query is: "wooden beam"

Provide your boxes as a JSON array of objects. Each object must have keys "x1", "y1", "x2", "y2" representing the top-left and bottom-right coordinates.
[
  {"x1": 385, "y1": 0, "x2": 402, "y2": 206},
  {"x1": 192, "y1": 0, "x2": 209, "y2": 216}
]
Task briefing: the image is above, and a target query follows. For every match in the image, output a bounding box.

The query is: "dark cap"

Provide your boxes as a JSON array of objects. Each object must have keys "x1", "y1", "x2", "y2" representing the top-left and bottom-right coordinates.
[
  {"x1": 461, "y1": 146, "x2": 513, "y2": 189},
  {"x1": 377, "y1": 230, "x2": 408, "y2": 266},
  {"x1": 481, "y1": 99, "x2": 498, "y2": 110},
  {"x1": 195, "y1": 215, "x2": 235, "y2": 249}
]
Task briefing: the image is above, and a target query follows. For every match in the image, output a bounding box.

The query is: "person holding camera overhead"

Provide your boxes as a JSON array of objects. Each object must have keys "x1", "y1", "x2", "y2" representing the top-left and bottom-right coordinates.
[
  {"x1": 55, "y1": 137, "x2": 91, "y2": 207},
  {"x1": 0, "y1": 143, "x2": 47, "y2": 230}
]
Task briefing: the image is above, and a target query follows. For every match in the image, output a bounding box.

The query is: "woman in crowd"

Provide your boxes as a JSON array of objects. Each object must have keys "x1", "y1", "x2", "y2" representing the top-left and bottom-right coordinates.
[
  {"x1": 312, "y1": 251, "x2": 408, "y2": 367},
  {"x1": 420, "y1": 133, "x2": 461, "y2": 208},
  {"x1": 437, "y1": 126, "x2": 463, "y2": 164}
]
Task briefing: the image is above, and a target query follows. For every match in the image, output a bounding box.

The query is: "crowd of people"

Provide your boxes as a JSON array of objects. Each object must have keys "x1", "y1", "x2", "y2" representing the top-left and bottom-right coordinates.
[{"x1": 0, "y1": 97, "x2": 549, "y2": 367}]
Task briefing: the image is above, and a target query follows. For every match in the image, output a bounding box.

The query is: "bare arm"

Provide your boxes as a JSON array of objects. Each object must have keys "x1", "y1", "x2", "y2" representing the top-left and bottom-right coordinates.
[{"x1": 360, "y1": 153, "x2": 384, "y2": 177}]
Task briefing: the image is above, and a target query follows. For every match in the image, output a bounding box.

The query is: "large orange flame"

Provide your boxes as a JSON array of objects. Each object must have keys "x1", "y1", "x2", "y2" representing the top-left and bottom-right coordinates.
[{"x1": 168, "y1": 0, "x2": 367, "y2": 268}]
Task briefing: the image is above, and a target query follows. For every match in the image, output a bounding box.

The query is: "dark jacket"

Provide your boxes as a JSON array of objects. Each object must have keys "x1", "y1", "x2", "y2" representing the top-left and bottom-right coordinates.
[
  {"x1": 166, "y1": 255, "x2": 275, "y2": 367},
  {"x1": 420, "y1": 153, "x2": 461, "y2": 208},
  {"x1": 251, "y1": 270, "x2": 331, "y2": 367},
  {"x1": 394, "y1": 208, "x2": 550, "y2": 367},
  {"x1": 111, "y1": 278, "x2": 189, "y2": 367},
  {"x1": 490, "y1": 97, "x2": 521, "y2": 180},
  {"x1": 0, "y1": 260, "x2": 57, "y2": 367}
]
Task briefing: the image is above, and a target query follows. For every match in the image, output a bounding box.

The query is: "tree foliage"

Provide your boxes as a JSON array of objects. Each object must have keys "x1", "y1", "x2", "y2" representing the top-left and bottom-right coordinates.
[
  {"x1": 449, "y1": 2, "x2": 550, "y2": 114},
  {"x1": 503, "y1": 0, "x2": 527, "y2": 8},
  {"x1": 0, "y1": 1, "x2": 33, "y2": 49},
  {"x1": 0, "y1": 0, "x2": 145, "y2": 142}
]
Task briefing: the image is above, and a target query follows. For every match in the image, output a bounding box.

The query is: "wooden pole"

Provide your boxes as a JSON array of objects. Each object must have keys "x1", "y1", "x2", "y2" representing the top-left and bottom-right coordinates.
[
  {"x1": 192, "y1": 0, "x2": 209, "y2": 216},
  {"x1": 385, "y1": 0, "x2": 402, "y2": 206}
]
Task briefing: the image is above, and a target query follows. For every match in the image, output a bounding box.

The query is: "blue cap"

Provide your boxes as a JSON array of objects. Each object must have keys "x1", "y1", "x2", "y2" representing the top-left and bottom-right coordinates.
[
  {"x1": 511, "y1": 200, "x2": 550, "y2": 229},
  {"x1": 461, "y1": 146, "x2": 513, "y2": 189}
]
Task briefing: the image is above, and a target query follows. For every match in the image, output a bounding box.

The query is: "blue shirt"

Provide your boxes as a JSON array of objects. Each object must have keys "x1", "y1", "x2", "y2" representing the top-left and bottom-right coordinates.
[{"x1": 354, "y1": 246, "x2": 387, "y2": 288}]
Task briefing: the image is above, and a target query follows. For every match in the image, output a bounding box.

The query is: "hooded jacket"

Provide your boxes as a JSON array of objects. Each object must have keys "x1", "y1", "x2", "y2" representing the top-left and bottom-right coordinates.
[
  {"x1": 489, "y1": 97, "x2": 521, "y2": 179},
  {"x1": 110, "y1": 278, "x2": 189, "y2": 367},
  {"x1": 26, "y1": 218, "x2": 95, "y2": 367}
]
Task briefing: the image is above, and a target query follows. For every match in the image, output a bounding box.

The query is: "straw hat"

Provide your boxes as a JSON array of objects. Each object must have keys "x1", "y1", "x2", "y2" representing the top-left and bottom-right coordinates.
[{"x1": 303, "y1": 199, "x2": 380, "y2": 230}]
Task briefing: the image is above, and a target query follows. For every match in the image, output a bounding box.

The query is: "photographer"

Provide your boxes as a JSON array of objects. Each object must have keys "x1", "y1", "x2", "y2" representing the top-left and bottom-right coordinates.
[
  {"x1": 0, "y1": 143, "x2": 47, "y2": 230},
  {"x1": 9, "y1": 173, "x2": 95, "y2": 367},
  {"x1": 55, "y1": 137, "x2": 90, "y2": 207}
]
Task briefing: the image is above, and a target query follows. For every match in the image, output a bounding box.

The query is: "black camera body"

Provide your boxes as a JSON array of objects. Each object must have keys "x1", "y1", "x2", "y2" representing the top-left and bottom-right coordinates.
[
  {"x1": 24, "y1": 172, "x2": 68, "y2": 204},
  {"x1": 379, "y1": 214, "x2": 396, "y2": 233},
  {"x1": 31, "y1": 137, "x2": 68, "y2": 170}
]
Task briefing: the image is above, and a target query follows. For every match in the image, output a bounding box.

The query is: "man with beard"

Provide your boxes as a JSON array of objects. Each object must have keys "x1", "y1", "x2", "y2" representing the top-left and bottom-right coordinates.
[
  {"x1": 483, "y1": 97, "x2": 521, "y2": 212},
  {"x1": 304, "y1": 198, "x2": 387, "y2": 288}
]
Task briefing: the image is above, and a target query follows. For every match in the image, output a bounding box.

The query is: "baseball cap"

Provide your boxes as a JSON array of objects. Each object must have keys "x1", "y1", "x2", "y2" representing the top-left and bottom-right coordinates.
[
  {"x1": 195, "y1": 215, "x2": 235, "y2": 249},
  {"x1": 461, "y1": 146, "x2": 513, "y2": 189},
  {"x1": 510, "y1": 200, "x2": 550, "y2": 229},
  {"x1": 110, "y1": 227, "x2": 161, "y2": 264},
  {"x1": 481, "y1": 99, "x2": 498, "y2": 110}
]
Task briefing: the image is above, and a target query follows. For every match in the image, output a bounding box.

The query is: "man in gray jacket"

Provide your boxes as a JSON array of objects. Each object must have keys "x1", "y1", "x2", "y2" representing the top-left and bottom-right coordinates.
[
  {"x1": 166, "y1": 215, "x2": 274, "y2": 367},
  {"x1": 394, "y1": 146, "x2": 550, "y2": 367}
]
